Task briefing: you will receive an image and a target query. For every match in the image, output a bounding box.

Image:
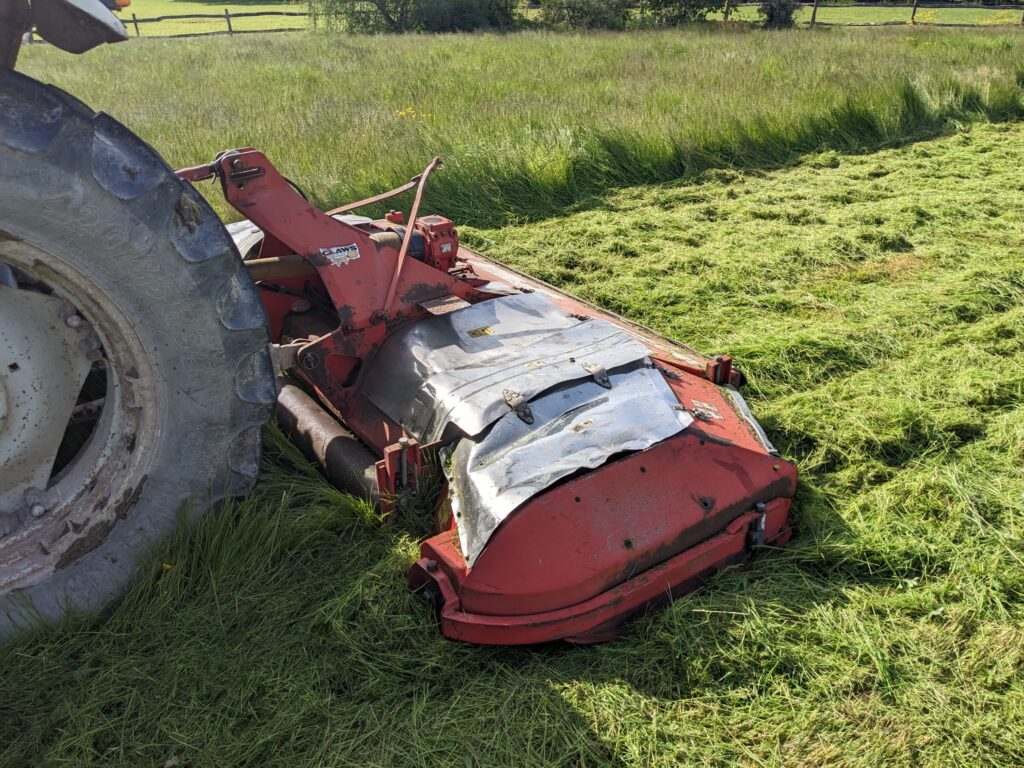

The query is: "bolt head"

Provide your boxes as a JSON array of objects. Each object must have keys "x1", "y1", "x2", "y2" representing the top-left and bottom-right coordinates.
[
  {"x1": 425, "y1": 559, "x2": 438, "y2": 572},
  {"x1": 30, "y1": 504, "x2": 45, "y2": 518},
  {"x1": 65, "y1": 314, "x2": 83, "y2": 328}
]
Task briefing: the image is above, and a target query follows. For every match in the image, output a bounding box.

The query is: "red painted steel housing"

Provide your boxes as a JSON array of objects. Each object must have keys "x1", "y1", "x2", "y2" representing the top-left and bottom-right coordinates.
[{"x1": 178, "y1": 151, "x2": 798, "y2": 645}]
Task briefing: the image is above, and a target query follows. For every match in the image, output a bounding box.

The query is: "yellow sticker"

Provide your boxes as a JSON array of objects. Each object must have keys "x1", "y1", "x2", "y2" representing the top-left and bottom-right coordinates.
[{"x1": 467, "y1": 326, "x2": 493, "y2": 338}]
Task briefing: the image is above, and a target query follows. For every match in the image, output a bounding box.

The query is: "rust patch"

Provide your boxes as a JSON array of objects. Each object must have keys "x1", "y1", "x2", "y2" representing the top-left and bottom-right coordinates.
[
  {"x1": 68, "y1": 516, "x2": 90, "y2": 534},
  {"x1": 55, "y1": 517, "x2": 114, "y2": 568},
  {"x1": 113, "y1": 475, "x2": 148, "y2": 520},
  {"x1": 401, "y1": 281, "x2": 450, "y2": 305},
  {"x1": 55, "y1": 476, "x2": 147, "y2": 568}
]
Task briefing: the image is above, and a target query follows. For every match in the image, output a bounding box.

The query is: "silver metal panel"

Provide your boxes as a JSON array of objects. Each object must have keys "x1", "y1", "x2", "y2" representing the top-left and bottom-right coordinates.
[
  {"x1": 363, "y1": 293, "x2": 652, "y2": 442},
  {"x1": 447, "y1": 365, "x2": 694, "y2": 565},
  {"x1": 723, "y1": 385, "x2": 779, "y2": 456}
]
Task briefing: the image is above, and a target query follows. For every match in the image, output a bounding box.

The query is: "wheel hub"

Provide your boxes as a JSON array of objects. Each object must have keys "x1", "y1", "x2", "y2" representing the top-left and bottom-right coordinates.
[{"x1": 0, "y1": 286, "x2": 93, "y2": 522}]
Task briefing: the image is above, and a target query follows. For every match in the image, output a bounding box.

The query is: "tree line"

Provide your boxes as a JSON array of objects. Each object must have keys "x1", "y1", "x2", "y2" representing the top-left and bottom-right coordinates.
[{"x1": 308, "y1": 0, "x2": 802, "y2": 33}]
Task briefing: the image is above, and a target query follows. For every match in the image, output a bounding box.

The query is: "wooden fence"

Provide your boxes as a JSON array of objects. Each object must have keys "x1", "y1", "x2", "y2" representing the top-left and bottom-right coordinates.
[
  {"x1": 23, "y1": 2, "x2": 1024, "y2": 41},
  {"x1": 120, "y1": 9, "x2": 306, "y2": 39},
  {"x1": 800, "y1": 0, "x2": 1024, "y2": 25}
]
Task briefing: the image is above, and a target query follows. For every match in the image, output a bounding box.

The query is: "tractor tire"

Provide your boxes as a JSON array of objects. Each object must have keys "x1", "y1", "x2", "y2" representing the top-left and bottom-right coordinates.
[{"x1": 0, "y1": 70, "x2": 275, "y2": 637}]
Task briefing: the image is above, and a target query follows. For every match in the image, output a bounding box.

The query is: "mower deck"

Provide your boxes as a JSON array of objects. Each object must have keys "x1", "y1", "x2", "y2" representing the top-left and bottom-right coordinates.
[{"x1": 195, "y1": 150, "x2": 797, "y2": 645}]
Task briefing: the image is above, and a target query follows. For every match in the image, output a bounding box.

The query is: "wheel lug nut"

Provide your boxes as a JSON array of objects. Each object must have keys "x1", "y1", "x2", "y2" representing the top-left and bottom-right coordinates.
[
  {"x1": 65, "y1": 314, "x2": 83, "y2": 328},
  {"x1": 30, "y1": 504, "x2": 46, "y2": 518}
]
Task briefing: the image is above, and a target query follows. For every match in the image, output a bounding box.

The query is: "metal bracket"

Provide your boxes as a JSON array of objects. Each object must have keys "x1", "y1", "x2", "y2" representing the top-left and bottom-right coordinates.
[
  {"x1": 502, "y1": 389, "x2": 534, "y2": 424},
  {"x1": 706, "y1": 354, "x2": 733, "y2": 385},
  {"x1": 228, "y1": 158, "x2": 265, "y2": 187},
  {"x1": 376, "y1": 436, "x2": 424, "y2": 518},
  {"x1": 748, "y1": 502, "x2": 767, "y2": 547},
  {"x1": 582, "y1": 362, "x2": 611, "y2": 389},
  {"x1": 270, "y1": 342, "x2": 304, "y2": 375}
]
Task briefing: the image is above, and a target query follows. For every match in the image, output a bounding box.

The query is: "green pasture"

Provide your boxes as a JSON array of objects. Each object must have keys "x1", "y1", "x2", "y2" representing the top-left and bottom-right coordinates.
[
  {"x1": 4, "y1": 26, "x2": 1024, "y2": 767},
  {"x1": 113, "y1": 0, "x2": 305, "y2": 37},
  {"x1": 20, "y1": 28, "x2": 1024, "y2": 227},
  {"x1": 99, "y1": 0, "x2": 1024, "y2": 38}
]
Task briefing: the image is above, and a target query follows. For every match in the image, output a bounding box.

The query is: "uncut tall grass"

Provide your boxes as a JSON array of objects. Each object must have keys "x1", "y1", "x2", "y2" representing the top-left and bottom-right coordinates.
[{"x1": 21, "y1": 27, "x2": 1024, "y2": 225}]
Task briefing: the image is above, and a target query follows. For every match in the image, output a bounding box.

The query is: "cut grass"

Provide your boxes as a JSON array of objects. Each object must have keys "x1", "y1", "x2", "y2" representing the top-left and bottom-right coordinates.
[
  {"x1": 2, "y1": 117, "x2": 1023, "y2": 766},
  {"x1": 18, "y1": 28, "x2": 1024, "y2": 227}
]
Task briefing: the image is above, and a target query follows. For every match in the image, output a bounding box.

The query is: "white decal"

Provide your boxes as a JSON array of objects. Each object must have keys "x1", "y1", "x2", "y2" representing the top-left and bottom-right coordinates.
[
  {"x1": 440, "y1": 242, "x2": 453, "y2": 254},
  {"x1": 320, "y1": 243, "x2": 361, "y2": 267}
]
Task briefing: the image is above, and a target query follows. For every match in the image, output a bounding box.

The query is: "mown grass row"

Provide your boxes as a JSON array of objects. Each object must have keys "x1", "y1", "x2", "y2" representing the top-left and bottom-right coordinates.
[
  {"x1": 3, "y1": 119, "x2": 1022, "y2": 767},
  {"x1": 20, "y1": 27, "x2": 1024, "y2": 227}
]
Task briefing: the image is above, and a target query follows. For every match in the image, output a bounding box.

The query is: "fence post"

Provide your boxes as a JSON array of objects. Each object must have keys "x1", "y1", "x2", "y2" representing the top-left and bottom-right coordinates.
[
  {"x1": 810, "y1": 0, "x2": 819, "y2": 25},
  {"x1": 224, "y1": 8, "x2": 233, "y2": 34},
  {"x1": 131, "y1": 12, "x2": 141, "y2": 37},
  {"x1": 910, "y1": 0, "x2": 919, "y2": 24}
]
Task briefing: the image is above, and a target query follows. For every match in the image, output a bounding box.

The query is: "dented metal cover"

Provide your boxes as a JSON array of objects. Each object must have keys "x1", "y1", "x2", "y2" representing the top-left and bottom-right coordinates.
[
  {"x1": 363, "y1": 293, "x2": 652, "y2": 442},
  {"x1": 447, "y1": 365, "x2": 694, "y2": 566}
]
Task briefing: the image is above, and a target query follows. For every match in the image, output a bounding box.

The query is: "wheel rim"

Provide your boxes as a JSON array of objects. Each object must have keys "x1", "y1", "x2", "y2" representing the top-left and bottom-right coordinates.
[{"x1": 0, "y1": 238, "x2": 158, "y2": 594}]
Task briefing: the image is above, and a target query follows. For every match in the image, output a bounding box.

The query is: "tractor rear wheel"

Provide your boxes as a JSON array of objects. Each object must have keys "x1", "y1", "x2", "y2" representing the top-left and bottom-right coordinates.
[{"x1": 0, "y1": 70, "x2": 275, "y2": 637}]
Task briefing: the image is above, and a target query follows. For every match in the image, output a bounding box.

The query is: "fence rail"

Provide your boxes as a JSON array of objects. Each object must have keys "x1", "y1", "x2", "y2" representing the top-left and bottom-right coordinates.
[
  {"x1": 22, "y1": 1, "x2": 1024, "y2": 41},
  {"x1": 799, "y1": 1, "x2": 1022, "y2": 6},
  {"x1": 798, "y1": 0, "x2": 1024, "y2": 26},
  {"x1": 117, "y1": 8, "x2": 306, "y2": 39}
]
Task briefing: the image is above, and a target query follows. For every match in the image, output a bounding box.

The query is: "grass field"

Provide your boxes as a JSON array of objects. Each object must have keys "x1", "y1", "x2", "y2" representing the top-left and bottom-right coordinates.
[
  {"x1": 4, "y1": 27, "x2": 1024, "y2": 767},
  {"x1": 111, "y1": 0, "x2": 306, "y2": 36},
  {"x1": 19, "y1": 28, "x2": 1024, "y2": 228},
  {"x1": 97, "y1": 0, "x2": 1024, "y2": 37}
]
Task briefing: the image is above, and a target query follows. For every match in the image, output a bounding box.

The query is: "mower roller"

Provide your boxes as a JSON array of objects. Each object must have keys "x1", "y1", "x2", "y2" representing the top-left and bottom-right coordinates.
[{"x1": 0, "y1": 0, "x2": 796, "y2": 644}]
